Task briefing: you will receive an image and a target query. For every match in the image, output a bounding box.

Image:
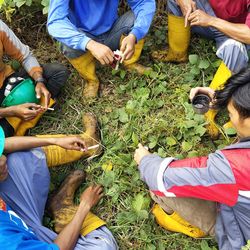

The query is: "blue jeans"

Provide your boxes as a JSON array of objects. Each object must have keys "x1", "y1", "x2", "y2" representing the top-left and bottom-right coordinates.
[
  {"x1": 168, "y1": 0, "x2": 249, "y2": 73},
  {"x1": 61, "y1": 11, "x2": 135, "y2": 59}
]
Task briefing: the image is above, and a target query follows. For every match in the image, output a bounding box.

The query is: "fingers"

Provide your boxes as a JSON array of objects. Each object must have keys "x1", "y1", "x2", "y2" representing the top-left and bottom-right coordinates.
[
  {"x1": 93, "y1": 184, "x2": 103, "y2": 194},
  {"x1": 89, "y1": 184, "x2": 104, "y2": 201},
  {"x1": 189, "y1": 87, "x2": 199, "y2": 100},
  {"x1": 191, "y1": 1, "x2": 196, "y2": 11},
  {"x1": 43, "y1": 91, "x2": 51, "y2": 109},
  {"x1": 98, "y1": 47, "x2": 114, "y2": 65},
  {"x1": 190, "y1": 87, "x2": 215, "y2": 100},
  {"x1": 100, "y1": 53, "x2": 114, "y2": 65},
  {"x1": 23, "y1": 103, "x2": 44, "y2": 120},
  {"x1": 35, "y1": 86, "x2": 42, "y2": 99},
  {"x1": 120, "y1": 40, "x2": 126, "y2": 54},
  {"x1": 24, "y1": 103, "x2": 41, "y2": 109},
  {"x1": 124, "y1": 48, "x2": 134, "y2": 60},
  {"x1": 72, "y1": 137, "x2": 87, "y2": 151},
  {"x1": 26, "y1": 103, "x2": 44, "y2": 113},
  {"x1": 185, "y1": 7, "x2": 192, "y2": 27}
]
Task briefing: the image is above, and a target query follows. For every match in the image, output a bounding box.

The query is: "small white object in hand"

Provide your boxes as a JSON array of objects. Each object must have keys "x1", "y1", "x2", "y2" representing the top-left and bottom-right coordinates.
[
  {"x1": 87, "y1": 144, "x2": 100, "y2": 150},
  {"x1": 113, "y1": 50, "x2": 124, "y2": 70}
]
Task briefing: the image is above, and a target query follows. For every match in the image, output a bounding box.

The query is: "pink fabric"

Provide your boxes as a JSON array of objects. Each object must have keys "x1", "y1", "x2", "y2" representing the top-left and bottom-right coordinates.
[{"x1": 209, "y1": 0, "x2": 250, "y2": 28}]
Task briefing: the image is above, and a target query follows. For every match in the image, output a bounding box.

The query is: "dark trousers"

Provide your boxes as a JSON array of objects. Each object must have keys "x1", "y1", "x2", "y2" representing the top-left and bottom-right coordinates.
[{"x1": 0, "y1": 63, "x2": 69, "y2": 137}]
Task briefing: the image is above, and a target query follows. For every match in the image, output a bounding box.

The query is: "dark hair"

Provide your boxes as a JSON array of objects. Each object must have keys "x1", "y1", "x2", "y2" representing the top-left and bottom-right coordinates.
[{"x1": 213, "y1": 67, "x2": 250, "y2": 119}]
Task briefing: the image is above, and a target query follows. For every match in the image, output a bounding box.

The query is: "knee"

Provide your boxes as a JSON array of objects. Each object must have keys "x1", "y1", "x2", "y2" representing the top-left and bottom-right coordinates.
[
  {"x1": 123, "y1": 11, "x2": 135, "y2": 29},
  {"x1": 60, "y1": 43, "x2": 85, "y2": 59},
  {"x1": 216, "y1": 39, "x2": 248, "y2": 73},
  {"x1": 84, "y1": 226, "x2": 118, "y2": 250},
  {"x1": 44, "y1": 63, "x2": 70, "y2": 85},
  {"x1": 167, "y1": 0, "x2": 182, "y2": 16}
]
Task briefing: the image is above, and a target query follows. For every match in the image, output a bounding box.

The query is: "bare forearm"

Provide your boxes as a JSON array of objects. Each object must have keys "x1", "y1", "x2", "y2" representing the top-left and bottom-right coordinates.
[
  {"x1": 4, "y1": 136, "x2": 58, "y2": 153},
  {"x1": 32, "y1": 71, "x2": 44, "y2": 81},
  {"x1": 54, "y1": 201, "x2": 90, "y2": 250},
  {"x1": 209, "y1": 17, "x2": 250, "y2": 44},
  {"x1": 0, "y1": 107, "x2": 16, "y2": 118}
]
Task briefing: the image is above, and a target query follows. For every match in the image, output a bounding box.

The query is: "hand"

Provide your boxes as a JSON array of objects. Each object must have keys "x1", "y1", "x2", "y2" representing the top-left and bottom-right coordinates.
[
  {"x1": 55, "y1": 136, "x2": 87, "y2": 151},
  {"x1": 12, "y1": 103, "x2": 44, "y2": 121},
  {"x1": 120, "y1": 34, "x2": 136, "y2": 62},
  {"x1": 176, "y1": 0, "x2": 196, "y2": 27},
  {"x1": 86, "y1": 40, "x2": 114, "y2": 65},
  {"x1": 35, "y1": 82, "x2": 51, "y2": 109},
  {"x1": 188, "y1": 9, "x2": 214, "y2": 27},
  {"x1": 80, "y1": 185, "x2": 103, "y2": 209},
  {"x1": 0, "y1": 155, "x2": 8, "y2": 182},
  {"x1": 134, "y1": 143, "x2": 151, "y2": 165},
  {"x1": 189, "y1": 87, "x2": 215, "y2": 101}
]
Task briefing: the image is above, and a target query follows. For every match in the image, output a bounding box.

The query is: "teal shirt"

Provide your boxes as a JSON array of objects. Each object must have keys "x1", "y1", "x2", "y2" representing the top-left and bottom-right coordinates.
[{"x1": 47, "y1": 0, "x2": 156, "y2": 51}]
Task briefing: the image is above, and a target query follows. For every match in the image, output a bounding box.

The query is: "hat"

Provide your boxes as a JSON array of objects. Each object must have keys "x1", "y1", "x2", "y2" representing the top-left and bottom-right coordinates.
[
  {"x1": 1, "y1": 78, "x2": 39, "y2": 107},
  {"x1": 0, "y1": 126, "x2": 5, "y2": 156}
]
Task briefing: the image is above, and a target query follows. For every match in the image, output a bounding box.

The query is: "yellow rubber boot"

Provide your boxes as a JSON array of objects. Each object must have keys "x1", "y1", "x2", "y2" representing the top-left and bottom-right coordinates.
[
  {"x1": 68, "y1": 52, "x2": 99, "y2": 98},
  {"x1": 122, "y1": 37, "x2": 152, "y2": 75},
  {"x1": 48, "y1": 170, "x2": 105, "y2": 236},
  {"x1": 5, "y1": 97, "x2": 55, "y2": 136},
  {"x1": 151, "y1": 14, "x2": 190, "y2": 63},
  {"x1": 15, "y1": 97, "x2": 55, "y2": 136},
  {"x1": 5, "y1": 116, "x2": 22, "y2": 133},
  {"x1": 52, "y1": 205, "x2": 106, "y2": 236},
  {"x1": 38, "y1": 113, "x2": 102, "y2": 167},
  {"x1": 152, "y1": 204, "x2": 205, "y2": 238},
  {"x1": 205, "y1": 62, "x2": 232, "y2": 139}
]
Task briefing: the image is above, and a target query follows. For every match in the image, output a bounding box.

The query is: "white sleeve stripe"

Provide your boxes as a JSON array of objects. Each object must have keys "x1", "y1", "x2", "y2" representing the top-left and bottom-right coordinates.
[
  {"x1": 239, "y1": 191, "x2": 250, "y2": 198},
  {"x1": 157, "y1": 157, "x2": 175, "y2": 192}
]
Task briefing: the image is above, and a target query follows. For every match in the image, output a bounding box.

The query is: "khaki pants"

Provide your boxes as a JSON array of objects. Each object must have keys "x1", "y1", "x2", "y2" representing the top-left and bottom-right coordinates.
[{"x1": 150, "y1": 192, "x2": 217, "y2": 236}]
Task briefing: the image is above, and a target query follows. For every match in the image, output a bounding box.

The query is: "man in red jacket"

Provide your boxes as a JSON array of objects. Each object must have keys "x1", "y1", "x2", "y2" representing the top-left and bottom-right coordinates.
[{"x1": 134, "y1": 67, "x2": 250, "y2": 250}]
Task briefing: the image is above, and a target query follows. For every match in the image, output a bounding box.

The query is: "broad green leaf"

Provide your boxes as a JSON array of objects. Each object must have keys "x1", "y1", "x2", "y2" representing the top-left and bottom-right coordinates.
[
  {"x1": 181, "y1": 141, "x2": 193, "y2": 151},
  {"x1": 187, "y1": 150, "x2": 198, "y2": 158},
  {"x1": 190, "y1": 67, "x2": 200, "y2": 75},
  {"x1": 149, "y1": 141, "x2": 157, "y2": 149},
  {"x1": 166, "y1": 136, "x2": 177, "y2": 146},
  {"x1": 132, "y1": 194, "x2": 145, "y2": 212},
  {"x1": 131, "y1": 132, "x2": 139, "y2": 145},
  {"x1": 15, "y1": 0, "x2": 26, "y2": 8},
  {"x1": 200, "y1": 240, "x2": 212, "y2": 250},
  {"x1": 196, "y1": 126, "x2": 206, "y2": 136},
  {"x1": 225, "y1": 127, "x2": 237, "y2": 135},
  {"x1": 126, "y1": 100, "x2": 137, "y2": 113},
  {"x1": 198, "y1": 59, "x2": 210, "y2": 69},
  {"x1": 102, "y1": 171, "x2": 115, "y2": 187},
  {"x1": 120, "y1": 70, "x2": 126, "y2": 79},
  {"x1": 189, "y1": 54, "x2": 198, "y2": 65},
  {"x1": 138, "y1": 209, "x2": 148, "y2": 219},
  {"x1": 118, "y1": 108, "x2": 128, "y2": 123}
]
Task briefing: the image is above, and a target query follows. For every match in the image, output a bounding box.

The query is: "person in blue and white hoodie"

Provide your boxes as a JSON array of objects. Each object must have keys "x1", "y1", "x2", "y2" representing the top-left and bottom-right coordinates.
[
  {"x1": 134, "y1": 67, "x2": 250, "y2": 250},
  {"x1": 47, "y1": 0, "x2": 156, "y2": 98}
]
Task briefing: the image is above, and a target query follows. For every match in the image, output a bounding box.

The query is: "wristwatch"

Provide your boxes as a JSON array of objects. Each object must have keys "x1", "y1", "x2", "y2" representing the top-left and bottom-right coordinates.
[{"x1": 34, "y1": 77, "x2": 46, "y2": 85}]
